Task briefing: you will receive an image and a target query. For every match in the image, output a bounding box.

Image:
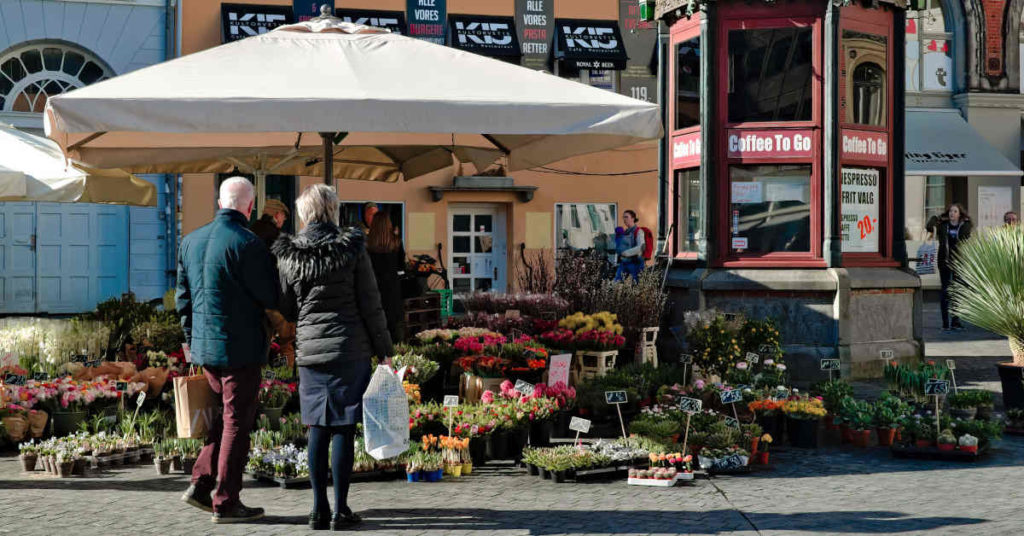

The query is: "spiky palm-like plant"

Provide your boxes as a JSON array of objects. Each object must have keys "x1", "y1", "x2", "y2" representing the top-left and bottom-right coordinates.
[{"x1": 950, "y1": 224, "x2": 1024, "y2": 365}]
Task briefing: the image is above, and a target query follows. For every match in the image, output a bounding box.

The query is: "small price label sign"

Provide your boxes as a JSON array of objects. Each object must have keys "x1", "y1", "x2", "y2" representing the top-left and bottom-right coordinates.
[
  {"x1": 925, "y1": 379, "x2": 949, "y2": 396},
  {"x1": 263, "y1": 369, "x2": 276, "y2": 380},
  {"x1": 820, "y1": 358, "x2": 841, "y2": 371},
  {"x1": 443, "y1": 395, "x2": 460, "y2": 407},
  {"x1": 724, "y1": 416, "x2": 740, "y2": 429},
  {"x1": 514, "y1": 380, "x2": 535, "y2": 397},
  {"x1": 946, "y1": 359, "x2": 956, "y2": 371},
  {"x1": 719, "y1": 389, "x2": 743, "y2": 405},
  {"x1": 679, "y1": 353, "x2": 694, "y2": 364},
  {"x1": 115, "y1": 381, "x2": 128, "y2": 392},
  {"x1": 569, "y1": 416, "x2": 592, "y2": 433},
  {"x1": 713, "y1": 454, "x2": 746, "y2": 470},
  {"x1": 678, "y1": 396, "x2": 702, "y2": 414},
  {"x1": 136, "y1": 392, "x2": 146, "y2": 408},
  {"x1": 745, "y1": 352, "x2": 760, "y2": 364},
  {"x1": 880, "y1": 349, "x2": 894, "y2": 360},
  {"x1": 604, "y1": 390, "x2": 628, "y2": 404},
  {"x1": 32, "y1": 372, "x2": 48, "y2": 382},
  {"x1": 4, "y1": 373, "x2": 26, "y2": 386}
]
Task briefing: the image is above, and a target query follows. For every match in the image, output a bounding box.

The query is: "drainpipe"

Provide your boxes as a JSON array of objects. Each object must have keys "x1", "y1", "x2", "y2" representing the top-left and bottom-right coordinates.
[
  {"x1": 657, "y1": 21, "x2": 668, "y2": 247},
  {"x1": 165, "y1": 0, "x2": 179, "y2": 294}
]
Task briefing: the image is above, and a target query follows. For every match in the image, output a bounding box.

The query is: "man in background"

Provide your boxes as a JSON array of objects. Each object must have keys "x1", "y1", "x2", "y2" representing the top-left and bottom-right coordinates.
[{"x1": 251, "y1": 198, "x2": 290, "y2": 249}]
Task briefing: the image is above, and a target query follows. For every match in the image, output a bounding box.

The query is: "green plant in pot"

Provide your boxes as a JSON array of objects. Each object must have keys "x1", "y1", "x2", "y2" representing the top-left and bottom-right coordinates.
[
  {"x1": 936, "y1": 429, "x2": 957, "y2": 452},
  {"x1": 946, "y1": 391, "x2": 979, "y2": 420},
  {"x1": 949, "y1": 224, "x2": 1024, "y2": 410}
]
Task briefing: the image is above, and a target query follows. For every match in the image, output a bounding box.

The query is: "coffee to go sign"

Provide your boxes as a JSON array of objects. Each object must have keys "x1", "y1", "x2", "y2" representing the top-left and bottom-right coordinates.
[
  {"x1": 842, "y1": 130, "x2": 888, "y2": 165},
  {"x1": 727, "y1": 130, "x2": 813, "y2": 159}
]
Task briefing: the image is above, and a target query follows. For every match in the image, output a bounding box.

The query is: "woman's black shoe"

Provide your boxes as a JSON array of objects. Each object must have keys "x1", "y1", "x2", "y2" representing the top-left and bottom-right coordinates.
[
  {"x1": 310, "y1": 510, "x2": 331, "y2": 530},
  {"x1": 331, "y1": 511, "x2": 362, "y2": 530}
]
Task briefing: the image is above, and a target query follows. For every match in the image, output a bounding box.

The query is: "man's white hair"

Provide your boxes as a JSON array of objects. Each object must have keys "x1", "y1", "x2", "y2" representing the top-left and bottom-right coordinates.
[
  {"x1": 296, "y1": 184, "x2": 338, "y2": 225},
  {"x1": 219, "y1": 177, "x2": 255, "y2": 212}
]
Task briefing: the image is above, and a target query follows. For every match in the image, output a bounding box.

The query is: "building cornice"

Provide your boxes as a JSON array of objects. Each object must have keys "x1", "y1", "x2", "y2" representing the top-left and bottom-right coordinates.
[{"x1": 952, "y1": 92, "x2": 1024, "y2": 110}]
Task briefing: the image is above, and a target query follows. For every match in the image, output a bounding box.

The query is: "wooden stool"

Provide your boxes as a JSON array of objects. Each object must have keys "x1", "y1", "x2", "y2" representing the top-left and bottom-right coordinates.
[{"x1": 636, "y1": 327, "x2": 660, "y2": 367}]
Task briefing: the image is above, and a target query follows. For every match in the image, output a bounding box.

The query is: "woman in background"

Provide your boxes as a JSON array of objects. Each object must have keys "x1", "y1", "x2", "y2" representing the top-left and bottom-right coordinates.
[{"x1": 367, "y1": 212, "x2": 407, "y2": 342}]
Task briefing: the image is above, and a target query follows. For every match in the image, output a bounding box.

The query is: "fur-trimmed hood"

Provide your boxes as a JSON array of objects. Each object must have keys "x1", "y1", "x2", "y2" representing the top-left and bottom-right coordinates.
[{"x1": 273, "y1": 222, "x2": 365, "y2": 283}]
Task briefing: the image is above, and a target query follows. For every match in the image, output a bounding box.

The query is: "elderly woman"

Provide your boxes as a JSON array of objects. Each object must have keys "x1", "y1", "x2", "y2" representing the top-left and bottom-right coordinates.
[{"x1": 273, "y1": 184, "x2": 393, "y2": 530}]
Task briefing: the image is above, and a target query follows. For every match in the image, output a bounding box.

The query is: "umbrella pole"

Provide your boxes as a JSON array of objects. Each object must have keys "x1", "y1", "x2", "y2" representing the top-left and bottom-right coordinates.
[{"x1": 320, "y1": 132, "x2": 333, "y2": 187}]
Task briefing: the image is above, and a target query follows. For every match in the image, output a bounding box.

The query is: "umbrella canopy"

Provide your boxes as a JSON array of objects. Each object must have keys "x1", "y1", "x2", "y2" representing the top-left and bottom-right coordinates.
[
  {"x1": 44, "y1": 14, "x2": 662, "y2": 183},
  {"x1": 0, "y1": 123, "x2": 156, "y2": 206}
]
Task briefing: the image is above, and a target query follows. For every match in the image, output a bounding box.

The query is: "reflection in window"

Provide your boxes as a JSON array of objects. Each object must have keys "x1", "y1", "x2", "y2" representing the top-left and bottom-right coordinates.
[
  {"x1": 676, "y1": 38, "x2": 700, "y2": 130},
  {"x1": 852, "y1": 62, "x2": 885, "y2": 125},
  {"x1": 906, "y1": 0, "x2": 953, "y2": 93},
  {"x1": 728, "y1": 27, "x2": 813, "y2": 123},
  {"x1": 844, "y1": 30, "x2": 887, "y2": 126},
  {"x1": 340, "y1": 202, "x2": 404, "y2": 237},
  {"x1": 729, "y1": 165, "x2": 812, "y2": 254},
  {"x1": 676, "y1": 169, "x2": 702, "y2": 252},
  {"x1": 555, "y1": 203, "x2": 617, "y2": 256}
]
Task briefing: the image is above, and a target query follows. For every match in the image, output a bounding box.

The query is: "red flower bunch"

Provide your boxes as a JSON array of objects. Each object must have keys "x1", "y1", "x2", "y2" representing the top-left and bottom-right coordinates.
[
  {"x1": 539, "y1": 328, "x2": 576, "y2": 349},
  {"x1": 454, "y1": 337, "x2": 484, "y2": 355},
  {"x1": 525, "y1": 359, "x2": 547, "y2": 370},
  {"x1": 532, "y1": 318, "x2": 558, "y2": 333},
  {"x1": 454, "y1": 356, "x2": 509, "y2": 378},
  {"x1": 575, "y1": 329, "x2": 626, "y2": 351}
]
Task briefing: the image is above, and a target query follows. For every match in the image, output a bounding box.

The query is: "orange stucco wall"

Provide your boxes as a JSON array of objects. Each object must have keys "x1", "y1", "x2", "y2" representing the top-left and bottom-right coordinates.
[{"x1": 178, "y1": 0, "x2": 657, "y2": 290}]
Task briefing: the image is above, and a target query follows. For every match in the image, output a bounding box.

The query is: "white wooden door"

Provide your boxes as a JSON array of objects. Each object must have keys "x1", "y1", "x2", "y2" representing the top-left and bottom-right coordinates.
[{"x1": 449, "y1": 206, "x2": 507, "y2": 296}]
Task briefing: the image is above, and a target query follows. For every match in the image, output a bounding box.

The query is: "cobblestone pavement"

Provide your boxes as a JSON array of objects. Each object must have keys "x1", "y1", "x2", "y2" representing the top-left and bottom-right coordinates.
[{"x1": 1, "y1": 434, "x2": 1022, "y2": 536}]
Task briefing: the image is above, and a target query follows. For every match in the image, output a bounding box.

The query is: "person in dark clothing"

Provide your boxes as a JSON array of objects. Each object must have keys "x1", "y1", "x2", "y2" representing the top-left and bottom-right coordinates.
[
  {"x1": 250, "y1": 199, "x2": 290, "y2": 250},
  {"x1": 366, "y1": 212, "x2": 407, "y2": 342},
  {"x1": 931, "y1": 203, "x2": 973, "y2": 332},
  {"x1": 273, "y1": 184, "x2": 393, "y2": 531},
  {"x1": 176, "y1": 177, "x2": 279, "y2": 524}
]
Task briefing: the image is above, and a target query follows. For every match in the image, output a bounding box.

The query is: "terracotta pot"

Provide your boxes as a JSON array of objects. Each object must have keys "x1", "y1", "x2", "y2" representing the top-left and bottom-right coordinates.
[
  {"x1": 876, "y1": 427, "x2": 896, "y2": 447},
  {"x1": 19, "y1": 454, "x2": 37, "y2": 472},
  {"x1": 937, "y1": 443, "x2": 955, "y2": 452},
  {"x1": 824, "y1": 417, "x2": 839, "y2": 431},
  {"x1": 750, "y1": 437, "x2": 760, "y2": 455},
  {"x1": 58, "y1": 461, "x2": 74, "y2": 478},
  {"x1": 840, "y1": 424, "x2": 853, "y2": 444},
  {"x1": 960, "y1": 445, "x2": 978, "y2": 454},
  {"x1": 915, "y1": 439, "x2": 933, "y2": 448},
  {"x1": 852, "y1": 429, "x2": 872, "y2": 448},
  {"x1": 756, "y1": 451, "x2": 769, "y2": 465}
]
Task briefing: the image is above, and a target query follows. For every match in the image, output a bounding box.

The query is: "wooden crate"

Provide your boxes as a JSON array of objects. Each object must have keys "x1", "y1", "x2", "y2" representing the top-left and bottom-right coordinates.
[{"x1": 405, "y1": 293, "x2": 442, "y2": 335}]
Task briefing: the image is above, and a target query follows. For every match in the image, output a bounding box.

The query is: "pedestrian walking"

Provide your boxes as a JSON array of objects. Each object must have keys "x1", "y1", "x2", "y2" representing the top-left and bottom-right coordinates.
[
  {"x1": 934, "y1": 203, "x2": 972, "y2": 333},
  {"x1": 250, "y1": 198, "x2": 290, "y2": 249},
  {"x1": 273, "y1": 184, "x2": 394, "y2": 531},
  {"x1": 176, "y1": 177, "x2": 280, "y2": 524},
  {"x1": 367, "y1": 211, "x2": 407, "y2": 342},
  {"x1": 615, "y1": 210, "x2": 651, "y2": 281}
]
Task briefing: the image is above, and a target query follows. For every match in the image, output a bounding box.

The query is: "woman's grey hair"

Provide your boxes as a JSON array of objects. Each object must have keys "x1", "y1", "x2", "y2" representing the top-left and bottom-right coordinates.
[{"x1": 296, "y1": 184, "x2": 339, "y2": 225}]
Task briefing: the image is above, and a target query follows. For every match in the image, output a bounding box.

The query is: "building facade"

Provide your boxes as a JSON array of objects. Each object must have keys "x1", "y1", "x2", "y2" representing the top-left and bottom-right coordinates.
[
  {"x1": 0, "y1": 0, "x2": 176, "y2": 314},
  {"x1": 175, "y1": 0, "x2": 660, "y2": 298}
]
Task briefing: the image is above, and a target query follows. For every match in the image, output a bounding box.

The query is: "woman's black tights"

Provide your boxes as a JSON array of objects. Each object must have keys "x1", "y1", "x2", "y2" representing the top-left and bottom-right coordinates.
[{"x1": 308, "y1": 424, "x2": 355, "y2": 516}]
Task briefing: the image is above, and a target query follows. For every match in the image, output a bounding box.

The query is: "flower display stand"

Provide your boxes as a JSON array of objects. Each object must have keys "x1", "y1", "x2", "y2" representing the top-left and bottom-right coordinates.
[
  {"x1": 574, "y1": 351, "x2": 618, "y2": 381},
  {"x1": 635, "y1": 327, "x2": 659, "y2": 367}
]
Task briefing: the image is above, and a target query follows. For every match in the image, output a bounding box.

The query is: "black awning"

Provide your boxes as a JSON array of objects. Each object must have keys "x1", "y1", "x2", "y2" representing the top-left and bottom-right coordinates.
[
  {"x1": 221, "y1": 3, "x2": 294, "y2": 43},
  {"x1": 448, "y1": 15, "x2": 521, "y2": 58},
  {"x1": 554, "y1": 18, "x2": 629, "y2": 71},
  {"x1": 335, "y1": 9, "x2": 407, "y2": 35}
]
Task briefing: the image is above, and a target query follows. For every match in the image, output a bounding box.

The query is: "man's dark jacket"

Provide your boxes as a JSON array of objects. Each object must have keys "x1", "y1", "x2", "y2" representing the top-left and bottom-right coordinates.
[{"x1": 176, "y1": 209, "x2": 280, "y2": 368}]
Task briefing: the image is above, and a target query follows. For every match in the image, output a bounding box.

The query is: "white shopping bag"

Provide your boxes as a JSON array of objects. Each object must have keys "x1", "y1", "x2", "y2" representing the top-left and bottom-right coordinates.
[{"x1": 362, "y1": 365, "x2": 410, "y2": 460}]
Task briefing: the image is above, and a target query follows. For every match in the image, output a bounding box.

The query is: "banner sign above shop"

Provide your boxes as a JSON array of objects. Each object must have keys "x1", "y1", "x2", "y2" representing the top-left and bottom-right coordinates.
[
  {"x1": 672, "y1": 131, "x2": 701, "y2": 168},
  {"x1": 555, "y1": 19, "x2": 629, "y2": 71},
  {"x1": 221, "y1": 4, "x2": 294, "y2": 43},
  {"x1": 840, "y1": 167, "x2": 880, "y2": 254},
  {"x1": 516, "y1": 0, "x2": 554, "y2": 71},
  {"x1": 294, "y1": 1, "x2": 332, "y2": 22},
  {"x1": 449, "y1": 15, "x2": 521, "y2": 58},
  {"x1": 407, "y1": 0, "x2": 446, "y2": 45},
  {"x1": 842, "y1": 129, "x2": 888, "y2": 165},
  {"x1": 618, "y1": 0, "x2": 658, "y2": 103},
  {"x1": 727, "y1": 129, "x2": 813, "y2": 159},
  {"x1": 336, "y1": 9, "x2": 407, "y2": 34}
]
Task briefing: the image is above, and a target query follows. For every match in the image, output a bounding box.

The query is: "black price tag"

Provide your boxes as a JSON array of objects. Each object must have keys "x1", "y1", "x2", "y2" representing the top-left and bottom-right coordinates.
[
  {"x1": 678, "y1": 396, "x2": 702, "y2": 414},
  {"x1": 263, "y1": 369, "x2": 276, "y2": 380},
  {"x1": 32, "y1": 372, "x2": 48, "y2": 382},
  {"x1": 925, "y1": 379, "x2": 949, "y2": 395},
  {"x1": 115, "y1": 381, "x2": 128, "y2": 392},
  {"x1": 820, "y1": 358, "x2": 841, "y2": 371},
  {"x1": 4, "y1": 374, "x2": 26, "y2": 386},
  {"x1": 719, "y1": 389, "x2": 743, "y2": 405},
  {"x1": 604, "y1": 390, "x2": 628, "y2": 404}
]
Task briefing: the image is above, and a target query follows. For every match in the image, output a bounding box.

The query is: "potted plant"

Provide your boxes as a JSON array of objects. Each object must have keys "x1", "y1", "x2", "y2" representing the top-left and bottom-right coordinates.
[
  {"x1": 815, "y1": 379, "x2": 853, "y2": 431},
  {"x1": 405, "y1": 451, "x2": 422, "y2": 482},
  {"x1": 850, "y1": 405, "x2": 874, "y2": 448},
  {"x1": 946, "y1": 391, "x2": 978, "y2": 420},
  {"x1": 755, "y1": 434, "x2": 772, "y2": 465},
  {"x1": 748, "y1": 399, "x2": 785, "y2": 441},
  {"x1": 948, "y1": 225, "x2": 1024, "y2": 410},
  {"x1": 914, "y1": 421, "x2": 937, "y2": 448},
  {"x1": 958, "y1": 433, "x2": 979, "y2": 454},
  {"x1": 973, "y1": 391, "x2": 995, "y2": 420},
  {"x1": 937, "y1": 429, "x2": 957, "y2": 452},
  {"x1": 871, "y1": 397, "x2": 901, "y2": 447},
  {"x1": 180, "y1": 439, "x2": 200, "y2": 474},
  {"x1": 18, "y1": 442, "x2": 38, "y2": 472},
  {"x1": 782, "y1": 397, "x2": 826, "y2": 448},
  {"x1": 257, "y1": 380, "x2": 293, "y2": 429},
  {"x1": 57, "y1": 451, "x2": 75, "y2": 478}
]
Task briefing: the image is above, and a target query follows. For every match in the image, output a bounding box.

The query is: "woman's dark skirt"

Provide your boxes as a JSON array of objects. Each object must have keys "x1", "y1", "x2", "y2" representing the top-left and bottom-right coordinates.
[{"x1": 298, "y1": 359, "x2": 371, "y2": 427}]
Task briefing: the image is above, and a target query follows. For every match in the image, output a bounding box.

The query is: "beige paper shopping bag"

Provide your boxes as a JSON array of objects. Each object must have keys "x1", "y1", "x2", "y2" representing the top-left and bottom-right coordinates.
[{"x1": 173, "y1": 373, "x2": 217, "y2": 439}]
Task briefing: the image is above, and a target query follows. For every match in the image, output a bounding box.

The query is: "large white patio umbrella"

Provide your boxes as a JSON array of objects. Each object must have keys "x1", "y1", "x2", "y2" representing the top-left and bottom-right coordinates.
[
  {"x1": 0, "y1": 123, "x2": 156, "y2": 206},
  {"x1": 43, "y1": 9, "x2": 661, "y2": 197}
]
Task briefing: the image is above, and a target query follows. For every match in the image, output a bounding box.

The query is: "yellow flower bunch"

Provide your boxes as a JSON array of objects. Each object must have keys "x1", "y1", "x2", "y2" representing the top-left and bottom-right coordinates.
[
  {"x1": 403, "y1": 382, "x2": 421, "y2": 404},
  {"x1": 781, "y1": 398, "x2": 827, "y2": 419},
  {"x1": 559, "y1": 311, "x2": 623, "y2": 335}
]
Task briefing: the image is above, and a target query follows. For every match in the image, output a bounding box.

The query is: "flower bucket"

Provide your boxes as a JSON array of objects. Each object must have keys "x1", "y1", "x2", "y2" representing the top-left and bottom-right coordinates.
[
  {"x1": 406, "y1": 471, "x2": 420, "y2": 483},
  {"x1": 755, "y1": 451, "x2": 769, "y2": 465},
  {"x1": 72, "y1": 458, "x2": 87, "y2": 475},
  {"x1": 431, "y1": 469, "x2": 444, "y2": 482},
  {"x1": 937, "y1": 443, "x2": 955, "y2": 452},
  {"x1": 448, "y1": 464, "x2": 462, "y2": 477},
  {"x1": 52, "y1": 411, "x2": 87, "y2": 437},
  {"x1": 852, "y1": 429, "x2": 872, "y2": 448},
  {"x1": 486, "y1": 431, "x2": 509, "y2": 460},
  {"x1": 539, "y1": 467, "x2": 550, "y2": 479},
  {"x1": 462, "y1": 462, "x2": 473, "y2": 475},
  {"x1": 509, "y1": 428, "x2": 529, "y2": 462},
  {"x1": 27, "y1": 411, "x2": 48, "y2": 438},
  {"x1": 876, "y1": 427, "x2": 896, "y2": 447},
  {"x1": 915, "y1": 439, "x2": 933, "y2": 448},
  {"x1": 787, "y1": 417, "x2": 820, "y2": 449},
  {"x1": 469, "y1": 437, "x2": 488, "y2": 465},
  {"x1": 155, "y1": 458, "x2": 172, "y2": 475},
  {"x1": 261, "y1": 407, "x2": 284, "y2": 430},
  {"x1": 19, "y1": 454, "x2": 37, "y2": 472},
  {"x1": 181, "y1": 458, "x2": 197, "y2": 475},
  {"x1": 527, "y1": 463, "x2": 538, "y2": 476},
  {"x1": 551, "y1": 470, "x2": 565, "y2": 484},
  {"x1": 171, "y1": 455, "x2": 182, "y2": 472}
]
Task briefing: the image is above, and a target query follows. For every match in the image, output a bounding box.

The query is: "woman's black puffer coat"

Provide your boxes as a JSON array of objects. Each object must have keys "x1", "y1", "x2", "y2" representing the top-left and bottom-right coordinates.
[{"x1": 273, "y1": 222, "x2": 393, "y2": 365}]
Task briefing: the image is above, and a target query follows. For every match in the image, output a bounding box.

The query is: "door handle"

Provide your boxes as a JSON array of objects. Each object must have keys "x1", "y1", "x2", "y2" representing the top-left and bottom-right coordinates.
[
  {"x1": 493, "y1": 266, "x2": 498, "y2": 280},
  {"x1": 30, "y1": 234, "x2": 36, "y2": 251}
]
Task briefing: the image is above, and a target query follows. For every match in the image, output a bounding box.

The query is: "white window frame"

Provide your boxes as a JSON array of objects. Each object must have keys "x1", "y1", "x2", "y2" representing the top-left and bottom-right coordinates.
[{"x1": 907, "y1": 1, "x2": 954, "y2": 94}]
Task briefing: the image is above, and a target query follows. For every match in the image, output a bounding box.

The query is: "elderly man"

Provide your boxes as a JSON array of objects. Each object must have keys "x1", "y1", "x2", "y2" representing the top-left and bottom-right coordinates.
[
  {"x1": 176, "y1": 177, "x2": 279, "y2": 524},
  {"x1": 251, "y1": 198, "x2": 290, "y2": 250}
]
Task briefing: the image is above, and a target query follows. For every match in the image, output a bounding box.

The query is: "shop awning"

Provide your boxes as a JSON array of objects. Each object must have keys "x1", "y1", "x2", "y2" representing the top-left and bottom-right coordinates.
[
  {"x1": 336, "y1": 9, "x2": 407, "y2": 35},
  {"x1": 554, "y1": 19, "x2": 628, "y2": 71},
  {"x1": 448, "y1": 15, "x2": 520, "y2": 59},
  {"x1": 905, "y1": 109, "x2": 1023, "y2": 177}
]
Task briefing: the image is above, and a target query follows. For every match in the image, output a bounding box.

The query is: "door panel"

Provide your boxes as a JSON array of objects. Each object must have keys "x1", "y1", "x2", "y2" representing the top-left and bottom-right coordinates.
[
  {"x1": 0, "y1": 203, "x2": 36, "y2": 313},
  {"x1": 449, "y1": 206, "x2": 507, "y2": 296}
]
